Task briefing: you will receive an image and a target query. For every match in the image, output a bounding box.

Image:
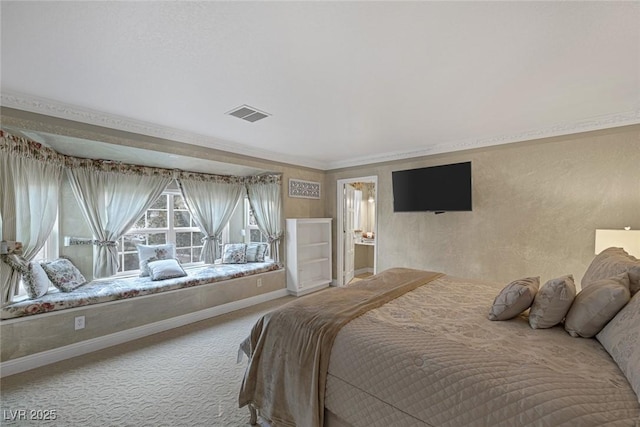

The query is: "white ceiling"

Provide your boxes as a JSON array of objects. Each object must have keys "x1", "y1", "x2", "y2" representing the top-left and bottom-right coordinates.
[{"x1": 1, "y1": 1, "x2": 639, "y2": 171}]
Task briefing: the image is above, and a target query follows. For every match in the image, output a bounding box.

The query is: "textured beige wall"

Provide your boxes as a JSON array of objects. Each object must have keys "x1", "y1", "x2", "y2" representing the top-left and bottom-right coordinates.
[{"x1": 326, "y1": 125, "x2": 640, "y2": 287}]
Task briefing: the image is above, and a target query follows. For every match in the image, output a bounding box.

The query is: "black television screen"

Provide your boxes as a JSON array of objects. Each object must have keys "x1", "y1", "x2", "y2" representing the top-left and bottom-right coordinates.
[{"x1": 392, "y1": 161, "x2": 472, "y2": 212}]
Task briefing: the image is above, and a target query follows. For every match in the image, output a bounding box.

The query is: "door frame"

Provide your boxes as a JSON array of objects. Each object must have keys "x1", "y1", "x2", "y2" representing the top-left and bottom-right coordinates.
[{"x1": 336, "y1": 175, "x2": 378, "y2": 287}]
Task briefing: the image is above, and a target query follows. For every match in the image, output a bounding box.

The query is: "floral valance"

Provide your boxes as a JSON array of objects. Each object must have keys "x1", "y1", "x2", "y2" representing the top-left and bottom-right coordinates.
[
  {"x1": 176, "y1": 170, "x2": 246, "y2": 184},
  {"x1": 0, "y1": 129, "x2": 67, "y2": 165},
  {"x1": 65, "y1": 157, "x2": 176, "y2": 178},
  {"x1": 1, "y1": 129, "x2": 279, "y2": 183},
  {"x1": 244, "y1": 173, "x2": 282, "y2": 185}
]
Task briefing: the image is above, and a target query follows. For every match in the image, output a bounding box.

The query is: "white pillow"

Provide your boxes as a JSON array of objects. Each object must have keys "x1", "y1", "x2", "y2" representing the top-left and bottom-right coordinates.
[
  {"x1": 246, "y1": 243, "x2": 268, "y2": 262},
  {"x1": 147, "y1": 258, "x2": 187, "y2": 281},
  {"x1": 221, "y1": 243, "x2": 247, "y2": 264},
  {"x1": 23, "y1": 261, "x2": 51, "y2": 299},
  {"x1": 137, "y1": 244, "x2": 176, "y2": 277},
  {"x1": 596, "y1": 291, "x2": 640, "y2": 403}
]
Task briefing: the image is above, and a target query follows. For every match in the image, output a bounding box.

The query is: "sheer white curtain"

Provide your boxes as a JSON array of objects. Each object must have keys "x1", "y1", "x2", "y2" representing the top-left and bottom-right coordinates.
[
  {"x1": 177, "y1": 176, "x2": 245, "y2": 263},
  {"x1": 67, "y1": 165, "x2": 172, "y2": 278},
  {"x1": 246, "y1": 174, "x2": 283, "y2": 263},
  {"x1": 1, "y1": 132, "x2": 63, "y2": 304}
]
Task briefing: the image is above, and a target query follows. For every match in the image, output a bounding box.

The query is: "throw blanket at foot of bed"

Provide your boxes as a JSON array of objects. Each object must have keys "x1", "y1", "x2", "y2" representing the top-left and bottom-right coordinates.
[{"x1": 238, "y1": 268, "x2": 443, "y2": 427}]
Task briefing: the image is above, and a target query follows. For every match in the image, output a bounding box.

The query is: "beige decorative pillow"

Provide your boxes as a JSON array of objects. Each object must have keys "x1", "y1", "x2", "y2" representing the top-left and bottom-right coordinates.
[
  {"x1": 488, "y1": 277, "x2": 539, "y2": 321},
  {"x1": 582, "y1": 247, "x2": 640, "y2": 296},
  {"x1": 596, "y1": 291, "x2": 640, "y2": 403},
  {"x1": 529, "y1": 275, "x2": 576, "y2": 329},
  {"x1": 565, "y1": 273, "x2": 631, "y2": 338}
]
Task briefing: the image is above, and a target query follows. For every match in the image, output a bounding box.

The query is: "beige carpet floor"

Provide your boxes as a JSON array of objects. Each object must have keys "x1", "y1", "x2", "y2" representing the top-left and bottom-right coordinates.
[{"x1": 0, "y1": 296, "x2": 293, "y2": 426}]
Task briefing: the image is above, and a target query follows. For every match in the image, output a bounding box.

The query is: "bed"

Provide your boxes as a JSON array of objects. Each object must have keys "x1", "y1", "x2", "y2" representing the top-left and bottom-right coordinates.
[{"x1": 239, "y1": 250, "x2": 640, "y2": 427}]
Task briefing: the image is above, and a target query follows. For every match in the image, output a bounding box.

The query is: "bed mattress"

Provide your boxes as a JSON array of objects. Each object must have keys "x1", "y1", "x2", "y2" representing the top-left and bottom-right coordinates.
[{"x1": 324, "y1": 275, "x2": 640, "y2": 426}]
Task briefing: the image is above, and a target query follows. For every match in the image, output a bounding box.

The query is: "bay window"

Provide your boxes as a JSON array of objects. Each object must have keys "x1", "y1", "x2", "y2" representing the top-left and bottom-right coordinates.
[{"x1": 116, "y1": 191, "x2": 204, "y2": 275}]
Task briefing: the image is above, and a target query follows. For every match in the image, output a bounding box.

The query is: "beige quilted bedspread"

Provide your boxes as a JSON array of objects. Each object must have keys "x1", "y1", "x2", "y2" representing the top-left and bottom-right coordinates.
[
  {"x1": 325, "y1": 274, "x2": 640, "y2": 426},
  {"x1": 239, "y1": 268, "x2": 443, "y2": 427}
]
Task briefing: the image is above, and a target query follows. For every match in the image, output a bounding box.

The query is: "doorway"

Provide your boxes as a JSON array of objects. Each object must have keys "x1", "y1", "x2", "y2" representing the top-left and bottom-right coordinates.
[{"x1": 336, "y1": 176, "x2": 378, "y2": 287}]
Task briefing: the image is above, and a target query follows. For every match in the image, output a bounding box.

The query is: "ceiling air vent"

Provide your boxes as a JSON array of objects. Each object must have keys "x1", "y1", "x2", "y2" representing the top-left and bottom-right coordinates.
[{"x1": 226, "y1": 105, "x2": 270, "y2": 123}]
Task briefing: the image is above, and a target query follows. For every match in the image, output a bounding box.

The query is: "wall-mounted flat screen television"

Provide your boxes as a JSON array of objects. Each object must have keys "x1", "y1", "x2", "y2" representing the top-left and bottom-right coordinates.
[{"x1": 392, "y1": 161, "x2": 472, "y2": 212}]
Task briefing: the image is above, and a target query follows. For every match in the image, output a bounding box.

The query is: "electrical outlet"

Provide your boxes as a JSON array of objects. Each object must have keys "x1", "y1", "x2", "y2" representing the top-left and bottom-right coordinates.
[
  {"x1": 74, "y1": 316, "x2": 85, "y2": 330},
  {"x1": 257, "y1": 278, "x2": 263, "y2": 288}
]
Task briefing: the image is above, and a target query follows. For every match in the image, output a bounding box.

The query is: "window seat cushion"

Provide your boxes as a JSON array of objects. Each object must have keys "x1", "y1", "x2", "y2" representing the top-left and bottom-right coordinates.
[{"x1": 1, "y1": 262, "x2": 281, "y2": 320}]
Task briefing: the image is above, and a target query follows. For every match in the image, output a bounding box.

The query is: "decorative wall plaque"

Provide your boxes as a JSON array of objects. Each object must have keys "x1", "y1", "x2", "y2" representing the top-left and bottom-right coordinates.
[{"x1": 288, "y1": 179, "x2": 321, "y2": 199}]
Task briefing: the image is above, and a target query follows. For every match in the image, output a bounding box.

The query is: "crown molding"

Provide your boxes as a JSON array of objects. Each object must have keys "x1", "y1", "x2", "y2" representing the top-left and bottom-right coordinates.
[
  {"x1": 0, "y1": 91, "x2": 330, "y2": 171},
  {"x1": 2, "y1": 91, "x2": 638, "y2": 172},
  {"x1": 326, "y1": 109, "x2": 640, "y2": 170}
]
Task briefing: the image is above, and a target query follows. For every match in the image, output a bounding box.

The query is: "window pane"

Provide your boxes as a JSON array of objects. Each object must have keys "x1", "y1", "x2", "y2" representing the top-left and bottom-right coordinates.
[
  {"x1": 174, "y1": 211, "x2": 191, "y2": 228},
  {"x1": 176, "y1": 232, "x2": 192, "y2": 248},
  {"x1": 123, "y1": 234, "x2": 145, "y2": 251},
  {"x1": 132, "y1": 215, "x2": 145, "y2": 229},
  {"x1": 124, "y1": 253, "x2": 139, "y2": 271},
  {"x1": 150, "y1": 195, "x2": 167, "y2": 210},
  {"x1": 174, "y1": 195, "x2": 188, "y2": 210},
  {"x1": 250, "y1": 229, "x2": 265, "y2": 242},
  {"x1": 248, "y1": 209, "x2": 258, "y2": 226},
  {"x1": 148, "y1": 233, "x2": 166, "y2": 245},
  {"x1": 193, "y1": 247, "x2": 202, "y2": 261},
  {"x1": 147, "y1": 210, "x2": 167, "y2": 228},
  {"x1": 176, "y1": 248, "x2": 191, "y2": 264},
  {"x1": 118, "y1": 191, "x2": 207, "y2": 274}
]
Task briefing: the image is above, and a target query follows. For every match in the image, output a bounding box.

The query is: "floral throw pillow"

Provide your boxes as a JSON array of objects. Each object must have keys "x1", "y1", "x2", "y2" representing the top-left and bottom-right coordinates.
[
  {"x1": 221, "y1": 243, "x2": 247, "y2": 264},
  {"x1": 137, "y1": 244, "x2": 176, "y2": 277},
  {"x1": 41, "y1": 258, "x2": 87, "y2": 292},
  {"x1": 24, "y1": 261, "x2": 51, "y2": 299}
]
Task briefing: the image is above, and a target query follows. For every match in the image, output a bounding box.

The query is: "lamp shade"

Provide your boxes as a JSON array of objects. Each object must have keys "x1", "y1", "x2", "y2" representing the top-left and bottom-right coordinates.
[{"x1": 595, "y1": 229, "x2": 640, "y2": 257}]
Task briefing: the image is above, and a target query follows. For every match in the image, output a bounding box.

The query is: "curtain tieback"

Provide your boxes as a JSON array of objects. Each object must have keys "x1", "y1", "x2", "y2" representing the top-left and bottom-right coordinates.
[
  {"x1": 1, "y1": 254, "x2": 29, "y2": 275},
  {"x1": 201, "y1": 234, "x2": 222, "y2": 243},
  {"x1": 267, "y1": 233, "x2": 283, "y2": 244},
  {"x1": 94, "y1": 240, "x2": 117, "y2": 247}
]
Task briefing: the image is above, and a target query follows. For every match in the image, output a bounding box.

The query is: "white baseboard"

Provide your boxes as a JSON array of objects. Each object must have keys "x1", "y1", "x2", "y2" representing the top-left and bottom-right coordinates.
[
  {"x1": 355, "y1": 267, "x2": 374, "y2": 276},
  {"x1": 0, "y1": 289, "x2": 288, "y2": 378}
]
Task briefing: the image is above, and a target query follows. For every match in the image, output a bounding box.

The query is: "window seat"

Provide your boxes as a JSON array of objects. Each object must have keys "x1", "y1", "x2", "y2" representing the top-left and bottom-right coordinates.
[{"x1": 1, "y1": 262, "x2": 281, "y2": 320}]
